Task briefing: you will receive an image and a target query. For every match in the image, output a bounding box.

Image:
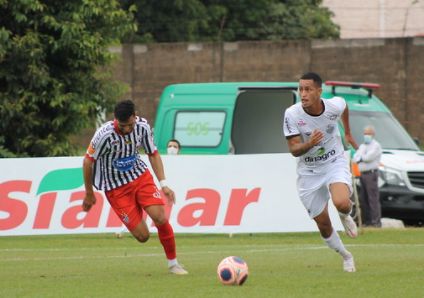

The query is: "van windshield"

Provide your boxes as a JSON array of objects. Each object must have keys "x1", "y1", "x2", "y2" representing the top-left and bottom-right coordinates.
[{"x1": 350, "y1": 111, "x2": 419, "y2": 151}]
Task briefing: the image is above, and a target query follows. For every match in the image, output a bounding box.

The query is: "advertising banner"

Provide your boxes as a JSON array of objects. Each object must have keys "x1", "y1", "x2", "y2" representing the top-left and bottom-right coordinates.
[{"x1": 0, "y1": 154, "x2": 343, "y2": 236}]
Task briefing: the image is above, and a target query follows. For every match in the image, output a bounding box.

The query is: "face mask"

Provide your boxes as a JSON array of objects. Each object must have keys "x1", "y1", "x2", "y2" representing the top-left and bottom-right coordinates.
[
  {"x1": 167, "y1": 147, "x2": 179, "y2": 155},
  {"x1": 364, "y1": 135, "x2": 373, "y2": 144}
]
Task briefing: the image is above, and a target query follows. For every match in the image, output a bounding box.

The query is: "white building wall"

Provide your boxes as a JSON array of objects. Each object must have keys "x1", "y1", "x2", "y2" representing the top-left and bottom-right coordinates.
[{"x1": 323, "y1": 0, "x2": 424, "y2": 38}]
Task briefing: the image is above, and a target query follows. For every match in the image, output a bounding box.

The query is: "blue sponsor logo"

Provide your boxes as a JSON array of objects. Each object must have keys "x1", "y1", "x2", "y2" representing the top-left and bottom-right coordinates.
[{"x1": 113, "y1": 155, "x2": 137, "y2": 171}]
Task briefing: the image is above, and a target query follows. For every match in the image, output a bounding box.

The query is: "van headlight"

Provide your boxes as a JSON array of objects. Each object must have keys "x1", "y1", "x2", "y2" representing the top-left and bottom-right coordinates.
[{"x1": 379, "y1": 167, "x2": 405, "y2": 187}]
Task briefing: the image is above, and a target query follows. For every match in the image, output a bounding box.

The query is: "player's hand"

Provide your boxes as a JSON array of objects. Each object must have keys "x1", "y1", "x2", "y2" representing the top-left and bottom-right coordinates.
[
  {"x1": 345, "y1": 132, "x2": 358, "y2": 150},
  {"x1": 162, "y1": 186, "x2": 176, "y2": 205},
  {"x1": 82, "y1": 192, "x2": 96, "y2": 212},
  {"x1": 309, "y1": 129, "x2": 324, "y2": 146}
]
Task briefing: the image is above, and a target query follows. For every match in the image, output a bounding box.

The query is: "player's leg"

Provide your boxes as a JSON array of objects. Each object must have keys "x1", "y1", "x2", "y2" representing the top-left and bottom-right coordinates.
[
  {"x1": 128, "y1": 216, "x2": 150, "y2": 243},
  {"x1": 145, "y1": 204, "x2": 175, "y2": 260},
  {"x1": 329, "y1": 182, "x2": 352, "y2": 214},
  {"x1": 136, "y1": 170, "x2": 187, "y2": 274},
  {"x1": 329, "y1": 182, "x2": 358, "y2": 238},
  {"x1": 109, "y1": 204, "x2": 150, "y2": 243},
  {"x1": 313, "y1": 206, "x2": 356, "y2": 272},
  {"x1": 145, "y1": 204, "x2": 188, "y2": 275},
  {"x1": 328, "y1": 158, "x2": 358, "y2": 238},
  {"x1": 105, "y1": 181, "x2": 150, "y2": 243},
  {"x1": 298, "y1": 174, "x2": 355, "y2": 272}
]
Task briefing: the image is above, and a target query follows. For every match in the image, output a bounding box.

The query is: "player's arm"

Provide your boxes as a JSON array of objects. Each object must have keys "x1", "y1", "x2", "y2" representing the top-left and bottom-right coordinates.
[
  {"x1": 361, "y1": 143, "x2": 382, "y2": 162},
  {"x1": 148, "y1": 152, "x2": 175, "y2": 205},
  {"x1": 287, "y1": 130, "x2": 324, "y2": 157},
  {"x1": 341, "y1": 105, "x2": 358, "y2": 150},
  {"x1": 82, "y1": 156, "x2": 96, "y2": 211},
  {"x1": 352, "y1": 145, "x2": 365, "y2": 163}
]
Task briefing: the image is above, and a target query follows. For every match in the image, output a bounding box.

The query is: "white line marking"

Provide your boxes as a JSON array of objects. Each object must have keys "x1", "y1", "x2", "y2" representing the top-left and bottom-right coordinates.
[{"x1": 1, "y1": 243, "x2": 424, "y2": 262}]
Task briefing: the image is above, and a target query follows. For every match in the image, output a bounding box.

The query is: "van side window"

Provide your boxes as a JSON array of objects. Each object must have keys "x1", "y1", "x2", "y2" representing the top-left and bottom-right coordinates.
[{"x1": 174, "y1": 111, "x2": 226, "y2": 147}]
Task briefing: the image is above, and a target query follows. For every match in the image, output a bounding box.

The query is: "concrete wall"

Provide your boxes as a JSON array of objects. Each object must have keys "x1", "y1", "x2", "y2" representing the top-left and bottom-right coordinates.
[{"x1": 103, "y1": 37, "x2": 424, "y2": 146}]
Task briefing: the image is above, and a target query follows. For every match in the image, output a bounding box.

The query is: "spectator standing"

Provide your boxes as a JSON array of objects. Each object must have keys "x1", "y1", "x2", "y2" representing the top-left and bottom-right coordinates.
[{"x1": 353, "y1": 125, "x2": 382, "y2": 227}]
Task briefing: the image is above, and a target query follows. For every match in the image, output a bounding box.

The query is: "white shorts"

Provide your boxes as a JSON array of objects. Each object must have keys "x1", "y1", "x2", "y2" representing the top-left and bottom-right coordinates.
[{"x1": 297, "y1": 157, "x2": 353, "y2": 219}]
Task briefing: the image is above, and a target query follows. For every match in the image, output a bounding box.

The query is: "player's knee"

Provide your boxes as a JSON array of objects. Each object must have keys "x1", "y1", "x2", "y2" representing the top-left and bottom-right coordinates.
[
  {"x1": 133, "y1": 232, "x2": 150, "y2": 243},
  {"x1": 334, "y1": 199, "x2": 351, "y2": 213},
  {"x1": 152, "y1": 216, "x2": 167, "y2": 226},
  {"x1": 135, "y1": 234, "x2": 150, "y2": 243}
]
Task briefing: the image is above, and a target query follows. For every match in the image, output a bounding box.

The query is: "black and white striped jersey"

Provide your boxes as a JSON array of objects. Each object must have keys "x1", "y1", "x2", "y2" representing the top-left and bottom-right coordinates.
[{"x1": 85, "y1": 116, "x2": 156, "y2": 191}]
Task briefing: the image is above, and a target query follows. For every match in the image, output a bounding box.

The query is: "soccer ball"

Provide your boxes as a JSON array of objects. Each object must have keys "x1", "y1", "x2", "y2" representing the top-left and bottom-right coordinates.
[{"x1": 217, "y1": 256, "x2": 248, "y2": 286}]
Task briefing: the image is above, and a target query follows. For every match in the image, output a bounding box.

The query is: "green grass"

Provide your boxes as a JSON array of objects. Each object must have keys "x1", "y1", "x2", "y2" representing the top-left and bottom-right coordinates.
[{"x1": 1, "y1": 229, "x2": 424, "y2": 297}]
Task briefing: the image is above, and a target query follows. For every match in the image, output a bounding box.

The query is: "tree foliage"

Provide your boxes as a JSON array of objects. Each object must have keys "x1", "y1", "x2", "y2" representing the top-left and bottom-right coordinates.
[
  {"x1": 121, "y1": 0, "x2": 339, "y2": 42},
  {"x1": 0, "y1": 0, "x2": 136, "y2": 157}
]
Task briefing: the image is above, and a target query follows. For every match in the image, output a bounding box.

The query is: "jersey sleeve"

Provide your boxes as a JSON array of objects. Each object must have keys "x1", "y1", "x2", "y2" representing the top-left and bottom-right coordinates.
[
  {"x1": 283, "y1": 108, "x2": 299, "y2": 138},
  {"x1": 86, "y1": 127, "x2": 110, "y2": 160},
  {"x1": 332, "y1": 96, "x2": 347, "y2": 115},
  {"x1": 139, "y1": 118, "x2": 157, "y2": 155}
]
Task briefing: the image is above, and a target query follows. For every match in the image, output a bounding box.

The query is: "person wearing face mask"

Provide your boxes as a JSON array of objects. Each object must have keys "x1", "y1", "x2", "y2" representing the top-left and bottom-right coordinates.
[
  {"x1": 353, "y1": 125, "x2": 382, "y2": 227},
  {"x1": 167, "y1": 139, "x2": 181, "y2": 155}
]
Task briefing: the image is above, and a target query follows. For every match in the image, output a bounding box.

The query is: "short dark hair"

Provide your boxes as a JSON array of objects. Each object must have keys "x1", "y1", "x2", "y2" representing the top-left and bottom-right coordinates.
[
  {"x1": 167, "y1": 139, "x2": 181, "y2": 149},
  {"x1": 114, "y1": 99, "x2": 135, "y2": 121},
  {"x1": 300, "y1": 72, "x2": 322, "y2": 87}
]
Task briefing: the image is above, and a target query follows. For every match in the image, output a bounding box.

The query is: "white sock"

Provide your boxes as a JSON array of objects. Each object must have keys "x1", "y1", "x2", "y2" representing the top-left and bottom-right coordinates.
[
  {"x1": 323, "y1": 229, "x2": 351, "y2": 259},
  {"x1": 339, "y1": 206, "x2": 352, "y2": 218},
  {"x1": 168, "y1": 258, "x2": 178, "y2": 268},
  {"x1": 339, "y1": 211, "x2": 348, "y2": 219}
]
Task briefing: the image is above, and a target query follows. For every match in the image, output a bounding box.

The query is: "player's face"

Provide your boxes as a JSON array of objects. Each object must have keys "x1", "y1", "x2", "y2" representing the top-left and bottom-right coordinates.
[
  {"x1": 299, "y1": 79, "x2": 322, "y2": 108},
  {"x1": 117, "y1": 115, "x2": 136, "y2": 135}
]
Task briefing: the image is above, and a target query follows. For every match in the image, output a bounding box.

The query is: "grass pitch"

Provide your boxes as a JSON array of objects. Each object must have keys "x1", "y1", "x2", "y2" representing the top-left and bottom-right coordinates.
[{"x1": 1, "y1": 228, "x2": 424, "y2": 297}]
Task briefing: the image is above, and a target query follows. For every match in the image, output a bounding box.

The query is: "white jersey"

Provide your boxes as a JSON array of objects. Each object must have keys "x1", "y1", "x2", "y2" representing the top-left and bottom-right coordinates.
[
  {"x1": 283, "y1": 97, "x2": 346, "y2": 174},
  {"x1": 86, "y1": 116, "x2": 156, "y2": 191}
]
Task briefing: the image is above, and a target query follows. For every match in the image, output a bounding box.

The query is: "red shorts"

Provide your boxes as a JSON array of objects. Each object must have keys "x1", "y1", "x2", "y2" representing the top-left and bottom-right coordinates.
[{"x1": 105, "y1": 170, "x2": 164, "y2": 231}]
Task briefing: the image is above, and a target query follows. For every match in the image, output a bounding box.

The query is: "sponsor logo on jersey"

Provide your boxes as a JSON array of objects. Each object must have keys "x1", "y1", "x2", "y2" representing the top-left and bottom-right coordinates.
[
  {"x1": 112, "y1": 155, "x2": 137, "y2": 172},
  {"x1": 326, "y1": 124, "x2": 335, "y2": 134},
  {"x1": 297, "y1": 119, "x2": 307, "y2": 126},
  {"x1": 326, "y1": 113, "x2": 338, "y2": 120},
  {"x1": 304, "y1": 149, "x2": 336, "y2": 163},
  {"x1": 153, "y1": 188, "x2": 161, "y2": 199},
  {"x1": 120, "y1": 212, "x2": 130, "y2": 224}
]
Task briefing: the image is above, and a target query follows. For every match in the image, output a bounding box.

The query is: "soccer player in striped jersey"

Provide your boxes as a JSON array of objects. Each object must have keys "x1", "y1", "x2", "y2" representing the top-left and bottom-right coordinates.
[
  {"x1": 283, "y1": 72, "x2": 358, "y2": 272},
  {"x1": 82, "y1": 99, "x2": 188, "y2": 275}
]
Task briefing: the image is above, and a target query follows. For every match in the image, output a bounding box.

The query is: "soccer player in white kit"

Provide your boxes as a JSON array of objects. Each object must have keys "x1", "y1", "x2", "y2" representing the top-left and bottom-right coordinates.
[{"x1": 283, "y1": 72, "x2": 359, "y2": 272}]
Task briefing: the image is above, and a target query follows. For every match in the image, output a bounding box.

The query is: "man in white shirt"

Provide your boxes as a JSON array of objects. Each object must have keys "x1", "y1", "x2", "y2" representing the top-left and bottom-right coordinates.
[
  {"x1": 353, "y1": 125, "x2": 382, "y2": 227},
  {"x1": 283, "y1": 72, "x2": 359, "y2": 272}
]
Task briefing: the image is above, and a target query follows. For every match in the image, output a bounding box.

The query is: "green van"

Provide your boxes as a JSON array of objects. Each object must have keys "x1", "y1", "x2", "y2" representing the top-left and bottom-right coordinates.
[{"x1": 154, "y1": 81, "x2": 424, "y2": 223}]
